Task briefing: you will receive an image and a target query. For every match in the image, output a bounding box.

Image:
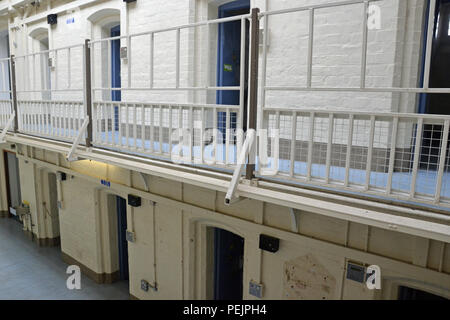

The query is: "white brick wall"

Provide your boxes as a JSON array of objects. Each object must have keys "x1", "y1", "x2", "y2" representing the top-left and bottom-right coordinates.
[{"x1": 0, "y1": 0, "x2": 429, "y2": 118}]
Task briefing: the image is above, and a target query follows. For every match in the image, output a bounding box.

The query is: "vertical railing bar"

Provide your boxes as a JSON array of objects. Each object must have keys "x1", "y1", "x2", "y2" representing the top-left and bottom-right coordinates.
[
  {"x1": 10, "y1": 56, "x2": 18, "y2": 132},
  {"x1": 84, "y1": 39, "x2": 93, "y2": 147},
  {"x1": 178, "y1": 107, "x2": 183, "y2": 159},
  {"x1": 54, "y1": 50, "x2": 58, "y2": 91},
  {"x1": 40, "y1": 101, "x2": 44, "y2": 135},
  {"x1": 201, "y1": 107, "x2": 205, "y2": 164},
  {"x1": 107, "y1": 40, "x2": 112, "y2": 95},
  {"x1": 386, "y1": 116, "x2": 399, "y2": 195},
  {"x1": 258, "y1": 11, "x2": 268, "y2": 132},
  {"x1": 226, "y1": 109, "x2": 231, "y2": 165},
  {"x1": 307, "y1": 112, "x2": 315, "y2": 181},
  {"x1": 110, "y1": 102, "x2": 114, "y2": 146},
  {"x1": 149, "y1": 33, "x2": 154, "y2": 88},
  {"x1": 365, "y1": 115, "x2": 376, "y2": 190},
  {"x1": 345, "y1": 114, "x2": 354, "y2": 186},
  {"x1": 238, "y1": 16, "x2": 246, "y2": 151},
  {"x1": 360, "y1": 1, "x2": 369, "y2": 88},
  {"x1": 141, "y1": 104, "x2": 145, "y2": 151},
  {"x1": 169, "y1": 105, "x2": 173, "y2": 155},
  {"x1": 133, "y1": 103, "x2": 138, "y2": 149},
  {"x1": 52, "y1": 102, "x2": 56, "y2": 137},
  {"x1": 1, "y1": 62, "x2": 5, "y2": 92},
  {"x1": 126, "y1": 103, "x2": 130, "y2": 149},
  {"x1": 189, "y1": 106, "x2": 194, "y2": 162},
  {"x1": 159, "y1": 105, "x2": 163, "y2": 154},
  {"x1": 247, "y1": 9, "x2": 260, "y2": 179},
  {"x1": 213, "y1": 107, "x2": 218, "y2": 165},
  {"x1": 325, "y1": 113, "x2": 334, "y2": 183},
  {"x1": 307, "y1": 8, "x2": 314, "y2": 88},
  {"x1": 128, "y1": 36, "x2": 132, "y2": 88},
  {"x1": 176, "y1": 28, "x2": 180, "y2": 89},
  {"x1": 31, "y1": 54, "x2": 34, "y2": 92},
  {"x1": 410, "y1": 118, "x2": 424, "y2": 198},
  {"x1": 104, "y1": 102, "x2": 108, "y2": 144},
  {"x1": 118, "y1": 103, "x2": 122, "y2": 147},
  {"x1": 67, "y1": 47, "x2": 71, "y2": 89},
  {"x1": 91, "y1": 42, "x2": 96, "y2": 98},
  {"x1": 435, "y1": 119, "x2": 450, "y2": 203},
  {"x1": 205, "y1": 23, "x2": 211, "y2": 88},
  {"x1": 71, "y1": 101, "x2": 75, "y2": 139},
  {"x1": 64, "y1": 102, "x2": 68, "y2": 138},
  {"x1": 150, "y1": 106, "x2": 154, "y2": 152},
  {"x1": 32, "y1": 101, "x2": 36, "y2": 133}
]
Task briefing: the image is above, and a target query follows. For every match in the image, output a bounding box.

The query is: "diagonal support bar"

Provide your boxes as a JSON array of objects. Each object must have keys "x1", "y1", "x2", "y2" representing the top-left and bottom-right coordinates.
[
  {"x1": 0, "y1": 112, "x2": 16, "y2": 144},
  {"x1": 67, "y1": 117, "x2": 90, "y2": 162},
  {"x1": 225, "y1": 129, "x2": 256, "y2": 205}
]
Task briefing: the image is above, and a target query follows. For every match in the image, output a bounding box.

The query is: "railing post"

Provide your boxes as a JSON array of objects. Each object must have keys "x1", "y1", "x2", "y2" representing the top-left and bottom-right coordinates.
[
  {"x1": 84, "y1": 39, "x2": 93, "y2": 147},
  {"x1": 246, "y1": 7, "x2": 260, "y2": 180},
  {"x1": 10, "y1": 55, "x2": 18, "y2": 133}
]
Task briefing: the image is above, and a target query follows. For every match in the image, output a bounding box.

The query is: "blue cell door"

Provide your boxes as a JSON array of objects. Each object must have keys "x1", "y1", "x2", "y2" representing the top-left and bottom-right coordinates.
[
  {"x1": 111, "y1": 25, "x2": 121, "y2": 102},
  {"x1": 419, "y1": 0, "x2": 450, "y2": 115},
  {"x1": 111, "y1": 25, "x2": 121, "y2": 134},
  {"x1": 116, "y1": 196, "x2": 129, "y2": 281},
  {"x1": 216, "y1": 0, "x2": 250, "y2": 138},
  {"x1": 213, "y1": 228, "x2": 244, "y2": 300}
]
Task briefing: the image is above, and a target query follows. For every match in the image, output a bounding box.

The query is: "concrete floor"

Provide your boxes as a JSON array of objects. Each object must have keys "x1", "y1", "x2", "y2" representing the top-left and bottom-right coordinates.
[{"x1": 0, "y1": 217, "x2": 130, "y2": 300}]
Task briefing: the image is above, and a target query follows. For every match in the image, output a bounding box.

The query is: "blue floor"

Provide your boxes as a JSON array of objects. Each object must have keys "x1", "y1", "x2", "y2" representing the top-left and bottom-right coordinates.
[
  {"x1": 95, "y1": 131, "x2": 450, "y2": 199},
  {"x1": 21, "y1": 126, "x2": 450, "y2": 199}
]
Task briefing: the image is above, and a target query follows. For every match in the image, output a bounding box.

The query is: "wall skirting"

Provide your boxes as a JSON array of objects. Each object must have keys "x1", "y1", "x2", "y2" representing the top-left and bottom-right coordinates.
[
  {"x1": 22, "y1": 230, "x2": 61, "y2": 247},
  {"x1": 61, "y1": 251, "x2": 120, "y2": 285}
]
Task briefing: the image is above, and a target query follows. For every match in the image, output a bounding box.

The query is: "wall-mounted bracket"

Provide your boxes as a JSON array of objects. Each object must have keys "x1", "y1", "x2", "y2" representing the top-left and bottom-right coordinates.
[
  {"x1": 0, "y1": 112, "x2": 16, "y2": 144},
  {"x1": 225, "y1": 129, "x2": 256, "y2": 205},
  {"x1": 66, "y1": 117, "x2": 90, "y2": 162}
]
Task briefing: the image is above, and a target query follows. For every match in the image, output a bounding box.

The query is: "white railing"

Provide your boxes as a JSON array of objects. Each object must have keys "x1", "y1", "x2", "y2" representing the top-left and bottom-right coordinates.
[
  {"x1": 261, "y1": 109, "x2": 450, "y2": 204},
  {"x1": 0, "y1": 2, "x2": 449, "y2": 208},
  {"x1": 17, "y1": 100, "x2": 87, "y2": 142},
  {"x1": 254, "y1": 0, "x2": 450, "y2": 206},
  {"x1": 14, "y1": 43, "x2": 85, "y2": 100},
  {"x1": 93, "y1": 101, "x2": 241, "y2": 168},
  {"x1": 0, "y1": 57, "x2": 12, "y2": 130}
]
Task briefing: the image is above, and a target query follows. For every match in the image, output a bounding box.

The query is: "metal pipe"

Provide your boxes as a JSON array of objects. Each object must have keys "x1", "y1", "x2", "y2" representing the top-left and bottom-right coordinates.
[{"x1": 246, "y1": 8, "x2": 260, "y2": 180}]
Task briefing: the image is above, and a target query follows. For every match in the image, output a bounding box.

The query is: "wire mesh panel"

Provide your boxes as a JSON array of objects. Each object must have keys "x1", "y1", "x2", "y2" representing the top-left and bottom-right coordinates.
[{"x1": 261, "y1": 109, "x2": 450, "y2": 204}]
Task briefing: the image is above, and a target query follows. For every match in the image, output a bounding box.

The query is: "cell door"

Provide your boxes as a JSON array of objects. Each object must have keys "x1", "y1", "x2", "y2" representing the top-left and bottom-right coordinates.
[
  {"x1": 213, "y1": 228, "x2": 244, "y2": 300},
  {"x1": 116, "y1": 196, "x2": 129, "y2": 281},
  {"x1": 419, "y1": 0, "x2": 450, "y2": 169},
  {"x1": 216, "y1": 0, "x2": 250, "y2": 139},
  {"x1": 4, "y1": 152, "x2": 21, "y2": 217},
  {"x1": 111, "y1": 25, "x2": 121, "y2": 133}
]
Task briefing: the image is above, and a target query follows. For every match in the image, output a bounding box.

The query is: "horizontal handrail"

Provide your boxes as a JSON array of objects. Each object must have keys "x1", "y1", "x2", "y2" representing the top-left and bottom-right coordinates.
[
  {"x1": 259, "y1": 0, "x2": 383, "y2": 17},
  {"x1": 88, "y1": 13, "x2": 251, "y2": 45}
]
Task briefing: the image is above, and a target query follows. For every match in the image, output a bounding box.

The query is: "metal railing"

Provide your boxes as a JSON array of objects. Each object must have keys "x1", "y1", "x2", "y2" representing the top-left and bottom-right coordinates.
[
  {"x1": 17, "y1": 100, "x2": 87, "y2": 142},
  {"x1": 92, "y1": 101, "x2": 241, "y2": 167},
  {"x1": 0, "y1": 57, "x2": 12, "y2": 130},
  {"x1": 261, "y1": 109, "x2": 450, "y2": 204},
  {"x1": 0, "y1": 1, "x2": 449, "y2": 208}
]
